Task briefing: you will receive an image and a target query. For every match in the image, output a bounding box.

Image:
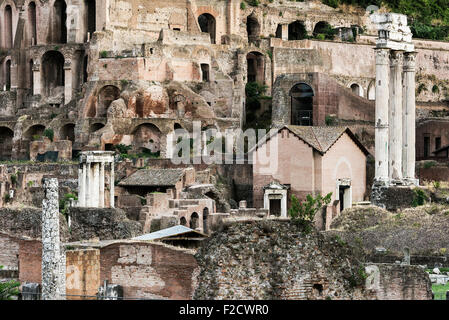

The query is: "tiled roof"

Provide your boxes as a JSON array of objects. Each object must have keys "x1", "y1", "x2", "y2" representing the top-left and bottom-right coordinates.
[
  {"x1": 118, "y1": 168, "x2": 184, "y2": 187},
  {"x1": 287, "y1": 125, "x2": 348, "y2": 153}
]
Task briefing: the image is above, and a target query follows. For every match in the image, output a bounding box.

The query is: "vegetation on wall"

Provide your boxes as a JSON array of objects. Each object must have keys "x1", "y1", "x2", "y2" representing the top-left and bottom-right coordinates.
[
  {"x1": 322, "y1": 0, "x2": 449, "y2": 41},
  {"x1": 0, "y1": 266, "x2": 20, "y2": 300},
  {"x1": 244, "y1": 82, "x2": 272, "y2": 131},
  {"x1": 288, "y1": 192, "x2": 332, "y2": 234}
]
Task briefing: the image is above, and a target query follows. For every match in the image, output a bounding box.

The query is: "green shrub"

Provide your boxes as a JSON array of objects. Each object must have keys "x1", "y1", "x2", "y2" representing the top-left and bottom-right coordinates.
[
  {"x1": 240, "y1": 1, "x2": 246, "y2": 9},
  {"x1": 100, "y1": 51, "x2": 108, "y2": 58},
  {"x1": 114, "y1": 144, "x2": 132, "y2": 154},
  {"x1": 0, "y1": 266, "x2": 20, "y2": 300},
  {"x1": 43, "y1": 128, "x2": 54, "y2": 142},
  {"x1": 288, "y1": 192, "x2": 332, "y2": 234},
  {"x1": 412, "y1": 188, "x2": 428, "y2": 207}
]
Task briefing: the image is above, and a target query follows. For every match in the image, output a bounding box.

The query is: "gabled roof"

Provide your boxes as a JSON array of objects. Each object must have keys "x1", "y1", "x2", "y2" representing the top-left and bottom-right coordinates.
[
  {"x1": 249, "y1": 125, "x2": 369, "y2": 156},
  {"x1": 118, "y1": 168, "x2": 184, "y2": 187},
  {"x1": 132, "y1": 225, "x2": 208, "y2": 241}
]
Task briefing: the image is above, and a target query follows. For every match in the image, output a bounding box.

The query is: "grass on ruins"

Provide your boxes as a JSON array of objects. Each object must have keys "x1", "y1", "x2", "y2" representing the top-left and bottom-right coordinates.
[{"x1": 432, "y1": 282, "x2": 449, "y2": 300}]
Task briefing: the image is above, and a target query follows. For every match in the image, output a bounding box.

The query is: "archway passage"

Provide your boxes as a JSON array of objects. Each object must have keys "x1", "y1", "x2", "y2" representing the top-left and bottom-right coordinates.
[
  {"x1": 96, "y1": 85, "x2": 120, "y2": 117},
  {"x1": 60, "y1": 123, "x2": 75, "y2": 142},
  {"x1": 198, "y1": 13, "x2": 216, "y2": 44},
  {"x1": 132, "y1": 123, "x2": 162, "y2": 155},
  {"x1": 246, "y1": 52, "x2": 264, "y2": 83},
  {"x1": 28, "y1": 2, "x2": 37, "y2": 45},
  {"x1": 288, "y1": 21, "x2": 307, "y2": 40},
  {"x1": 290, "y1": 83, "x2": 314, "y2": 126},
  {"x1": 190, "y1": 212, "x2": 199, "y2": 230},
  {"x1": 246, "y1": 14, "x2": 260, "y2": 44},
  {"x1": 180, "y1": 217, "x2": 187, "y2": 226},
  {"x1": 5, "y1": 5, "x2": 13, "y2": 48},
  {"x1": 53, "y1": 0, "x2": 67, "y2": 43},
  {"x1": 90, "y1": 122, "x2": 105, "y2": 132},
  {"x1": 313, "y1": 21, "x2": 334, "y2": 40},
  {"x1": 368, "y1": 80, "x2": 375, "y2": 100},
  {"x1": 24, "y1": 124, "x2": 45, "y2": 140},
  {"x1": 0, "y1": 127, "x2": 14, "y2": 160},
  {"x1": 350, "y1": 83, "x2": 362, "y2": 96},
  {"x1": 41, "y1": 51, "x2": 65, "y2": 97}
]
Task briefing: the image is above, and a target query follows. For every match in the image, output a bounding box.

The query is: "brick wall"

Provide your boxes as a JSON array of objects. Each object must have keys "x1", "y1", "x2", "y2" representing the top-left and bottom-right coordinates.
[
  {"x1": 18, "y1": 239, "x2": 42, "y2": 284},
  {"x1": 100, "y1": 242, "x2": 198, "y2": 299},
  {"x1": 66, "y1": 249, "x2": 101, "y2": 300}
]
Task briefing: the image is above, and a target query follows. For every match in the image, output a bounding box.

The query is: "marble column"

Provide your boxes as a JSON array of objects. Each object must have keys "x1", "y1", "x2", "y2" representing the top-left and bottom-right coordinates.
[
  {"x1": 374, "y1": 48, "x2": 390, "y2": 183},
  {"x1": 402, "y1": 52, "x2": 417, "y2": 183},
  {"x1": 86, "y1": 162, "x2": 92, "y2": 206},
  {"x1": 78, "y1": 164, "x2": 85, "y2": 207},
  {"x1": 32, "y1": 64, "x2": 40, "y2": 96},
  {"x1": 389, "y1": 50, "x2": 404, "y2": 182},
  {"x1": 99, "y1": 162, "x2": 105, "y2": 208},
  {"x1": 63, "y1": 62, "x2": 72, "y2": 105},
  {"x1": 93, "y1": 163, "x2": 100, "y2": 207},
  {"x1": 110, "y1": 163, "x2": 115, "y2": 208}
]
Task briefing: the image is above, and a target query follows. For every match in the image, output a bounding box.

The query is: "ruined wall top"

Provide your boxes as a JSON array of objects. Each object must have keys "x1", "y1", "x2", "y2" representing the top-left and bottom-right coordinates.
[
  {"x1": 79, "y1": 151, "x2": 115, "y2": 164},
  {"x1": 370, "y1": 13, "x2": 414, "y2": 52}
]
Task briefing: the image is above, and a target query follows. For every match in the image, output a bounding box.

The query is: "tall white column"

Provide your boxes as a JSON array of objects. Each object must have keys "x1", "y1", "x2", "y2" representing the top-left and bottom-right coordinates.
[
  {"x1": 86, "y1": 162, "x2": 92, "y2": 206},
  {"x1": 110, "y1": 162, "x2": 115, "y2": 208},
  {"x1": 402, "y1": 52, "x2": 418, "y2": 184},
  {"x1": 374, "y1": 48, "x2": 390, "y2": 183},
  {"x1": 78, "y1": 164, "x2": 85, "y2": 206},
  {"x1": 99, "y1": 162, "x2": 105, "y2": 208},
  {"x1": 93, "y1": 163, "x2": 100, "y2": 207},
  {"x1": 389, "y1": 50, "x2": 404, "y2": 182}
]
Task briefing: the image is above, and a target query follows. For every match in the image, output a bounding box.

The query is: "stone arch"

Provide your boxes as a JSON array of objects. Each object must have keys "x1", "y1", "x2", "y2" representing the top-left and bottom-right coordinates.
[
  {"x1": 189, "y1": 212, "x2": 199, "y2": 230},
  {"x1": 198, "y1": 13, "x2": 216, "y2": 44},
  {"x1": 41, "y1": 50, "x2": 65, "y2": 97},
  {"x1": 202, "y1": 207, "x2": 209, "y2": 234},
  {"x1": 368, "y1": 80, "x2": 375, "y2": 100},
  {"x1": 350, "y1": 83, "x2": 363, "y2": 97},
  {"x1": 174, "y1": 122, "x2": 184, "y2": 130},
  {"x1": 96, "y1": 85, "x2": 120, "y2": 117},
  {"x1": 52, "y1": 0, "x2": 67, "y2": 44},
  {"x1": 132, "y1": 123, "x2": 162, "y2": 154},
  {"x1": 28, "y1": 1, "x2": 37, "y2": 45},
  {"x1": 59, "y1": 123, "x2": 75, "y2": 142},
  {"x1": 246, "y1": 13, "x2": 260, "y2": 44},
  {"x1": 246, "y1": 51, "x2": 265, "y2": 84},
  {"x1": 180, "y1": 217, "x2": 187, "y2": 226},
  {"x1": 23, "y1": 124, "x2": 45, "y2": 140},
  {"x1": 313, "y1": 21, "x2": 334, "y2": 39},
  {"x1": 0, "y1": 126, "x2": 14, "y2": 160},
  {"x1": 4, "y1": 5, "x2": 13, "y2": 48},
  {"x1": 90, "y1": 122, "x2": 105, "y2": 132},
  {"x1": 290, "y1": 83, "x2": 314, "y2": 126},
  {"x1": 288, "y1": 21, "x2": 307, "y2": 40}
]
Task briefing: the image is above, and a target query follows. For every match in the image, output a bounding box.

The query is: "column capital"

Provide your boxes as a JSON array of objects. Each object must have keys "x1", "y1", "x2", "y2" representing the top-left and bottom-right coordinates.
[
  {"x1": 403, "y1": 51, "x2": 417, "y2": 71},
  {"x1": 390, "y1": 50, "x2": 404, "y2": 67},
  {"x1": 375, "y1": 48, "x2": 390, "y2": 65}
]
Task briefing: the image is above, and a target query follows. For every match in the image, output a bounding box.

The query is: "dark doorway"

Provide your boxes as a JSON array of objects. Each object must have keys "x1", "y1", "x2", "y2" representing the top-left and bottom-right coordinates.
[
  {"x1": 435, "y1": 137, "x2": 441, "y2": 151},
  {"x1": 29, "y1": 60, "x2": 34, "y2": 93},
  {"x1": 190, "y1": 212, "x2": 199, "y2": 230},
  {"x1": 269, "y1": 199, "x2": 281, "y2": 216},
  {"x1": 202, "y1": 207, "x2": 209, "y2": 234},
  {"x1": 53, "y1": 0, "x2": 67, "y2": 43},
  {"x1": 41, "y1": 51, "x2": 65, "y2": 97},
  {"x1": 86, "y1": 0, "x2": 96, "y2": 37},
  {"x1": 424, "y1": 136, "x2": 430, "y2": 158},
  {"x1": 5, "y1": 60, "x2": 11, "y2": 91},
  {"x1": 201, "y1": 64, "x2": 210, "y2": 82},
  {"x1": 0, "y1": 127, "x2": 14, "y2": 160},
  {"x1": 5, "y1": 5, "x2": 13, "y2": 48},
  {"x1": 28, "y1": 2, "x2": 37, "y2": 45},
  {"x1": 290, "y1": 83, "x2": 314, "y2": 126},
  {"x1": 198, "y1": 14, "x2": 216, "y2": 44},
  {"x1": 339, "y1": 185, "x2": 349, "y2": 212},
  {"x1": 246, "y1": 52, "x2": 264, "y2": 83},
  {"x1": 288, "y1": 21, "x2": 307, "y2": 40},
  {"x1": 246, "y1": 14, "x2": 260, "y2": 44},
  {"x1": 276, "y1": 24, "x2": 282, "y2": 39}
]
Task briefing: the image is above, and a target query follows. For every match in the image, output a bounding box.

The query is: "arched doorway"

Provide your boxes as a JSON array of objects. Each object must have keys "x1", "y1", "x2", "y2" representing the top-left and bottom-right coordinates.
[
  {"x1": 96, "y1": 85, "x2": 120, "y2": 117},
  {"x1": 189, "y1": 212, "x2": 199, "y2": 230},
  {"x1": 246, "y1": 14, "x2": 260, "y2": 44},
  {"x1": 246, "y1": 51, "x2": 264, "y2": 84},
  {"x1": 0, "y1": 127, "x2": 14, "y2": 160},
  {"x1": 202, "y1": 207, "x2": 209, "y2": 234},
  {"x1": 290, "y1": 83, "x2": 314, "y2": 126},
  {"x1": 313, "y1": 21, "x2": 334, "y2": 39},
  {"x1": 180, "y1": 217, "x2": 187, "y2": 226},
  {"x1": 85, "y1": 0, "x2": 96, "y2": 38},
  {"x1": 28, "y1": 2, "x2": 37, "y2": 45},
  {"x1": 350, "y1": 83, "x2": 363, "y2": 97},
  {"x1": 53, "y1": 0, "x2": 67, "y2": 43},
  {"x1": 60, "y1": 123, "x2": 75, "y2": 142},
  {"x1": 198, "y1": 13, "x2": 216, "y2": 44},
  {"x1": 288, "y1": 21, "x2": 307, "y2": 40},
  {"x1": 5, "y1": 5, "x2": 13, "y2": 48},
  {"x1": 41, "y1": 51, "x2": 65, "y2": 97},
  {"x1": 132, "y1": 123, "x2": 162, "y2": 155}
]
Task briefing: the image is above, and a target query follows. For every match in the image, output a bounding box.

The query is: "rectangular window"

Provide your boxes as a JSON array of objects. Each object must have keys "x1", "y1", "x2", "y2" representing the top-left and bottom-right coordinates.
[{"x1": 435, "y1": 137, "x2": 441, "y2": 151}]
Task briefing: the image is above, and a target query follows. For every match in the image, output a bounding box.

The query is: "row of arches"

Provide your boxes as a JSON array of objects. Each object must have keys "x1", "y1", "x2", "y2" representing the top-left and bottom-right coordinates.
[
  {"x1": 179, "y1": 207, "x2": 209, "y2": 232},
  {"x1": 350, "y1": 82, "x2": 375, "y2": 100},
  {"x1": 276, "y1": 20, "x2": 334, "y2": 40}
]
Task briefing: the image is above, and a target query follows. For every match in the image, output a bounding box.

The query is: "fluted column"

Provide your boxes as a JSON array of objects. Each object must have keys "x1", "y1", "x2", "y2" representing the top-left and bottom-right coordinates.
[
  {"x1": 402, "y1": 52, "x2": 418, "y2": 184},
  {"x1": 93, "y1": 163, "x2": 100, "y2": 207},
  {"x1": 389, "y1": 50, "x2": 404, "y2": 182},
  {"x1": 86, "y1": 162, "x2": 92, "y2": 206},
  {"x1": 78, "y1": 164, "x2": 86, "y2": 206},
  {"x1": 99, "y1": 162, "x2": 105, "y2": 208},
  {"x1": 374, "y1": 48, "x2": 390, "y2": 183},
  {"x1": 110, "y1": 163, "x2": 115, "y2": 208}
]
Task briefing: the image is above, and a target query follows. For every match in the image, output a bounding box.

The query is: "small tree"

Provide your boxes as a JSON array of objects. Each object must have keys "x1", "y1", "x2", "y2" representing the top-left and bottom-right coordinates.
[
  {"x1": 288, "y1": 193, "x2": 332, "y2": 234},
  {"x1": 0, "y1": 266, "x2": 20, "y2": 300}
]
